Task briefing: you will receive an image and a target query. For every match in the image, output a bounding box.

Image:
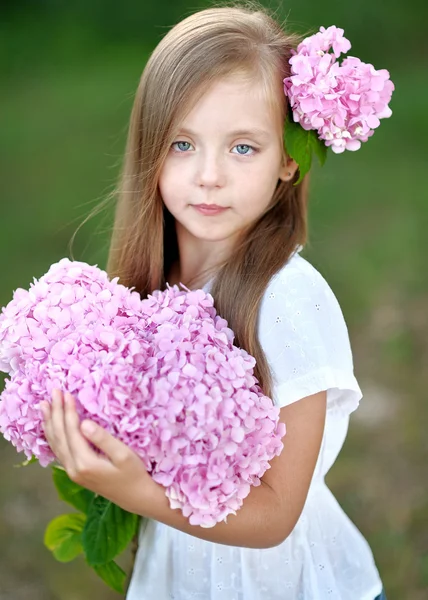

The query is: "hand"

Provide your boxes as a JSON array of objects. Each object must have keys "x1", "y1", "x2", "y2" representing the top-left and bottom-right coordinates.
[{"x1": 40, "y1": 388, "x2": 154, "y2": 515}]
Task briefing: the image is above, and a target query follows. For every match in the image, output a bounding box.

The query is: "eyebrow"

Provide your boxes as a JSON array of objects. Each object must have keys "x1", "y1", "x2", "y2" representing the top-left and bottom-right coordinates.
[{"x1": 177, "y1": 126, "x2": 271, "y2": 141}]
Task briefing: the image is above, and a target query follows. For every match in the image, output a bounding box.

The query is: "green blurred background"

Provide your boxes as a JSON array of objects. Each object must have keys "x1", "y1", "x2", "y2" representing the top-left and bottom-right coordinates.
[{"x1": 0, "y1": 1, "x2": 426, "y2": 598}]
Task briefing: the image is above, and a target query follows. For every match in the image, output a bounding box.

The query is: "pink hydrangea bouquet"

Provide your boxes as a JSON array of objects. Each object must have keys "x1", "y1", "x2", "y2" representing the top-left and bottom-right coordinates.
[
  {"x1": 0, "y1": 259, "x2": 285, "y2": 528},
  {"x1": 0, "y1": 258, "x2": 285, "y2": 590}
]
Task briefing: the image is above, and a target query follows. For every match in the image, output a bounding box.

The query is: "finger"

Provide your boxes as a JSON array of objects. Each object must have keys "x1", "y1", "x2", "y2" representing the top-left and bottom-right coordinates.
[
  {"x1": 50, "y1": 388, "x2": 74, "y2": 468},
  {"x1": 40, "y1": 401, "x2": 54, "y2": 444},
  {"x1": 40, "y1": 399, "x2": 64, "y2": 467},
  {"x1": 80, "y1": 418, "x2": 130, "y2": 468},
  {"x1": 63, "y1": 391, "x2": 99, "y2": 467}
]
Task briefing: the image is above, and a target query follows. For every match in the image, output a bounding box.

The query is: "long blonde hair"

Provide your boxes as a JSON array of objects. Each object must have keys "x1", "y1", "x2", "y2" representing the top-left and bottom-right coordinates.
[{"x1": 81, "y1": 0, "x2": 313, "y2": 401}]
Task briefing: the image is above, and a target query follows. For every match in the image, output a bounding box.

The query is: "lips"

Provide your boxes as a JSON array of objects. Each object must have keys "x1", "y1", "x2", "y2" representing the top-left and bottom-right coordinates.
[
  {"x1": 193, "y1": 204, "x2": 229, "y2": 216},
  {"x1": 195, "y1": 204, "x2": 226, "y2": 209}
]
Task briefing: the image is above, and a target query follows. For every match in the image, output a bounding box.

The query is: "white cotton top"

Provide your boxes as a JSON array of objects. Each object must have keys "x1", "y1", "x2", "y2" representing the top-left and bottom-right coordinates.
[{"x1": 126, "y1": 245, "x2": 383, "y2": 600}]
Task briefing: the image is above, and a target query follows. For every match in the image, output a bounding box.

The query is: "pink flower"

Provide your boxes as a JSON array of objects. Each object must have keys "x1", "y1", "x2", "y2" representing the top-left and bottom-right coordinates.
[
  {"x1": 0, "y1": 259, "x2": 286, "y2": 527},
  {"x1": 283, "y1": 25, "x2": 395, "y2": 153}
]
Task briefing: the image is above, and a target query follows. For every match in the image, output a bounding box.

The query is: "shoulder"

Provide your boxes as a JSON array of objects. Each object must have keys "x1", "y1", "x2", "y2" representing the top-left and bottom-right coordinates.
[
  {"x1": 258, "y1": 247, "x2": 346, "y2": 336},
  {"x1": 263, "y1": 246, "x2": 336, "y2": 301},
  {"x1": 257, "y1": 248, "x2": 362, "y2": 415}
]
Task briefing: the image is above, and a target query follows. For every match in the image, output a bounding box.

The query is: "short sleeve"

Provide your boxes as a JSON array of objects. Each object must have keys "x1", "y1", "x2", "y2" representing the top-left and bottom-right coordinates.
[{"x1": 257, "y1": 259, "x2": 363, "y2": 417}]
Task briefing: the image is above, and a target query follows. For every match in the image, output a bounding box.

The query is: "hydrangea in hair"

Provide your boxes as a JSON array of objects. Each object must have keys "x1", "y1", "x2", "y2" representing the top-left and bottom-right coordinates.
[
  {"x1": 283, "y1": 25, "x2": 395, "y2": 154},
  {"x1": 0, "y1": 259, "x2": 286, "y2": 527}
]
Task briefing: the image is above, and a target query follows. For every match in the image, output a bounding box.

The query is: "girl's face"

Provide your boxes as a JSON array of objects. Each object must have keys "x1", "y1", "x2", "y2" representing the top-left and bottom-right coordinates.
[{"x1": 159, "y1": 74, "x2": 296, "y2": 247}]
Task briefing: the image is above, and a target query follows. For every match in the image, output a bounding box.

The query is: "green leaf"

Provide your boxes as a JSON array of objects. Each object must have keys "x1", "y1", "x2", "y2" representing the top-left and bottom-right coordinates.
[
  {"x1": 82, "y1": 495, "x2": 139, "y2": 566},
  {"x1": 92, "y1": 560, "x2": 127, "y2": 593},
  {"x1": 312, "y1": 130, "x2": 328, "y2": 168},
  {"x1": 51, "y1": 465, "x2": 95, "y2": 514},
  {"x1": 284, "y1": 109, "x2": 328, "y2": 185},
  {"x1": 44, "y1": 513, "x2": 86, "y2": 562},
  {"x1": 13, "y1": 455, "x2": 38, "y2": 468}
]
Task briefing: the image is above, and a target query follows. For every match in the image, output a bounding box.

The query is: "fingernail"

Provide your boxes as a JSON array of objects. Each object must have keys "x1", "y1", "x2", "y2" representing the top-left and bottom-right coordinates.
[{"x1": 82, "y1": 421, "x2": 96, "y2": 435}]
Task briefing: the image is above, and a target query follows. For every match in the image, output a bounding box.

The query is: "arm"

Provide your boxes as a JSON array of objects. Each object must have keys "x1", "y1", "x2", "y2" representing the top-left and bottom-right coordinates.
[{"x1": 137, "y1": 390, "x2": 327, "y2": 549}]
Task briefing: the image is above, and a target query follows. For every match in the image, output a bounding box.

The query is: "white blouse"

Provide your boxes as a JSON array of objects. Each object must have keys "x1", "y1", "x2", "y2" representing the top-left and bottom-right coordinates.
[{"x1": 126, "y1": 246, "x2": 383, "y2": 600}]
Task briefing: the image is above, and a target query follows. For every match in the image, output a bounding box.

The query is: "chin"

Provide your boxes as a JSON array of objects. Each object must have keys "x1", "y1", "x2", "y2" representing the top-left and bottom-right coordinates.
[
  {"x1": 187, "y1": 225, "x2": 236, "y2": 243},
  {"x1": 196, "y1": 230, "x2": 233, "y2": 242}
]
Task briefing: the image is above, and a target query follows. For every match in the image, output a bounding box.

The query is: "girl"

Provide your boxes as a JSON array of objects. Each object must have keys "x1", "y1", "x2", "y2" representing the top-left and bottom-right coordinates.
[{"x1": 41, "y1": 2, "x2": 388, "y2": 598}]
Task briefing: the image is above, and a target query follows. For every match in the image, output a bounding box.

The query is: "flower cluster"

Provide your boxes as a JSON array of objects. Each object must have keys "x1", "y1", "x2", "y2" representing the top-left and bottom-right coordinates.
[
  {"x1": 283, "y1": 25, "x2": 395, "y2": 153},
  {"x1": 0, "y1": 259, "x2": 285, "y2": 527}
]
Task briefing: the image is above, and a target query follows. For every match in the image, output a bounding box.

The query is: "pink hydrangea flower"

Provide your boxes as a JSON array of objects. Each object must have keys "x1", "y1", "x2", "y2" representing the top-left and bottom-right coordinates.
[
  {"x1": 283, "y1": 25, "x2": 395, "y2": 153},
  {"x1": 0, "y1": 259, "x2": 286, "y2": 527}
]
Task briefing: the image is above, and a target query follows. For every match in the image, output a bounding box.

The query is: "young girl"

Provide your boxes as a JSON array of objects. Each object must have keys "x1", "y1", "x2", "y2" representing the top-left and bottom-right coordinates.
[{"x1": 41, "y1": 2, "x2": 388, "y2": 598}]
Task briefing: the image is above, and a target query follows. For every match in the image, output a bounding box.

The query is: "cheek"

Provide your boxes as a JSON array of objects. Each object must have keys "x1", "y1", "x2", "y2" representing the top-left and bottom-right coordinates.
[
  {"x1": 237, "y1": 171, "x2": 276, "y2": 213},
  {"x1": 158, "y1": 167, "x2": 185, "y2": 209}
]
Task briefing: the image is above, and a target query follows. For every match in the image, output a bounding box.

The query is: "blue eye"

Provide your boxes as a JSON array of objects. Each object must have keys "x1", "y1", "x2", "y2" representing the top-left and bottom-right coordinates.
[
  {"x1": 172, "y1": 141, "x2": 192, "y2": 152},
  {"x1": 233, "y1": 144, "x2": 256, "y2": 156},
  {"x1": 171, "y1": 141, "x2": 258, "y2": 156}
]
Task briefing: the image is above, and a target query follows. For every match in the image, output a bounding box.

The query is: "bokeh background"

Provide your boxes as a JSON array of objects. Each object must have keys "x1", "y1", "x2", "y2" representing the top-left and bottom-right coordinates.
[{"x1": 1, "y1": 0, "x2": 426, "y2": 598}]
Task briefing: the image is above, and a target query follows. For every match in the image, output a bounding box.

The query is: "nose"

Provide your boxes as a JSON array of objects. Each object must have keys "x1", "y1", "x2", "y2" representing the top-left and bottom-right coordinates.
[{"x1": 196, "y1": 151, "x2": 226, "y2": 188}]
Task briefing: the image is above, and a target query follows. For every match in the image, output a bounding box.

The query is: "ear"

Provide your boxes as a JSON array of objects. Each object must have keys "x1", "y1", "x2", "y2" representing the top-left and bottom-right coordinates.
[{"x1": 278, "y1": 151, "x2": 299, "y2": 182}]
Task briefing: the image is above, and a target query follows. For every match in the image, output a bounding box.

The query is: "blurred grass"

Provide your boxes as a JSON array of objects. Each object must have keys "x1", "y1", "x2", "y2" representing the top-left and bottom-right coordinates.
[{"x1": 0, "y1": 7, "x2": 427, "y2": 599}]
